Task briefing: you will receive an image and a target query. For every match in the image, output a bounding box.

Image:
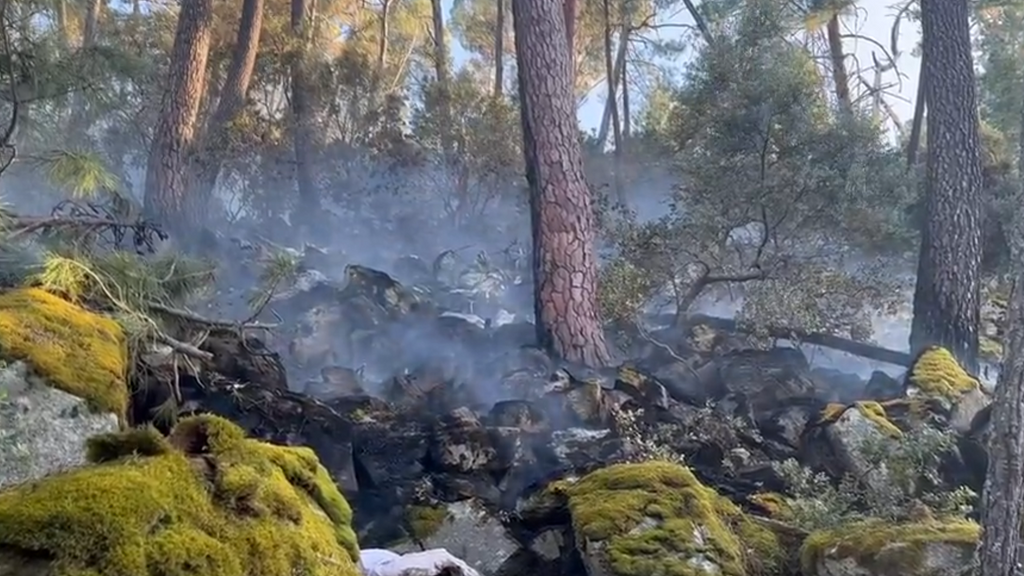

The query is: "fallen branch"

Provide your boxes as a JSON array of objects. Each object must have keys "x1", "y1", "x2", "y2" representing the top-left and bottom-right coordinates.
[
  {"x1": 148, "y1": 302, "x2": 277, "y2": 331},
  {"x1": 650, "y1": 313, "x2": 913, "y2": 367},
  {"x1": 155, "y1": 331, "x2": 213, "y2": 361}
]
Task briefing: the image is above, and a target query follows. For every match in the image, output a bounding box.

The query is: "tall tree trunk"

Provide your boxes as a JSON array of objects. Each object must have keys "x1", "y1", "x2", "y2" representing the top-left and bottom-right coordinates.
[
  {"x1": 977, "y1": 96, "x2": 1024, "y2": 576},
  {"x1": 54, "y1": 0, "x2": 69, "y2": 50},
  {"x1": 290, "y1": 0, "x2": 320, "y2": 221},
  {"x1": 909, "y1": 0, "x2": 983, "y2": 372},
  {"x1": 513, "y1": 0, "x2": 612, "y2": 367},
  {"x1": 563, "y1": 0, "x2": 576, "y2": 53},
  {"x1": 825, "y1": 14, "x2": 851, "y2": 113},
  {"x1": 82, "y1": 0, "x2": 100, "y2": 45},
  {"x1": 493, "y1": 0, "x2": 504, "y2": 97},
  {"x1": 430, "y1": 0, "x2": 454, "y2": 159},
  {"x1": 143, "y1": 0, "x2": 214, "y2": 239},
  {"x1": 190, "y1": 0, "x2": 265, "y2": 220},
  {"x1": 374, "y1": 0, "x2": 391, "y2": 91},
  {"x1": 602, "y1": 0, "x2": 624, "y2": 203}
]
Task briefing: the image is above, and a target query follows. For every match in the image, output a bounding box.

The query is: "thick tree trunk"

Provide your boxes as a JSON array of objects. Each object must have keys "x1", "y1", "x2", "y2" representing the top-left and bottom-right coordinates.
[
  {"x1": 191, "y1": 0, "x2": 264, "y2": 221},
  {"x1": 513, "y1": 0, "x2": 612, "y2": 367},
  {"x1": 290, "y1": 0, "x2": 320, "y2": 221},
  {"x1": 909, "y1": 0, "x2": 983, "y2": 373},
  {"x1": 493, "y1": 0, "x2": 504, "y2": 97},
  {"x1": 825, "y1": 14, "x2": 851, "y2": 113},
  {"x1": 977, "y1": 80, "x2": 1024, "y2": 576},
  {"x1": 979, "y1": 273, "x2": 1024, "y2": 576},
  {"x1": 143, "y1": 0, "x2": 214, "y2": 238}
]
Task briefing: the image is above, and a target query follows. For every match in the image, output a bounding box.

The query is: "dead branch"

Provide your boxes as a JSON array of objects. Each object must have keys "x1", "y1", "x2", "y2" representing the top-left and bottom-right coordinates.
[
  {"x1": 148, "y1": 302, "x2": 277, "y2": 330},
  {"x1": 652, "y1": 312, "x2": 912, "y2": 366}
]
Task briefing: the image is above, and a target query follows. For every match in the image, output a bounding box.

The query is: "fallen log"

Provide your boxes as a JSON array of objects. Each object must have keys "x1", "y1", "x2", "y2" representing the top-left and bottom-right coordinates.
[{"x1": 648, "y1": 313, "x2": 913, "y2": 367}]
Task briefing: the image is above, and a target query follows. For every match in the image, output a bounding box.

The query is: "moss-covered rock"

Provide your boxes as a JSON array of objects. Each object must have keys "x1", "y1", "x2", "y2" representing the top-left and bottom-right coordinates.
[
  {"x1": 907, "y1": 347, "x2": 980, "y2": 402},
  {"x1": 552, "y1": 460, "x2": 783, "y2": 576},
  {"x1": 800, "y1": 518, "x2": 978, "y2": 576},
  {"x1": 0, "y1": 288, "x2": 128, "y2": 419},
  {"x1": 0, "y1": 414, "x2": 361, "y2": 576}
]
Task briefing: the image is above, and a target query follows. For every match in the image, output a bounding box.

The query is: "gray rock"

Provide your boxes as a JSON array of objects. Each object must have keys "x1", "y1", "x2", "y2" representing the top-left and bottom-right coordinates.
[
  {"x1": 0, "y1": 361, "x2": 118, "y2": 489},
  {"x1": 393, "y1": 500, "x2": 519, "y2": 575}
]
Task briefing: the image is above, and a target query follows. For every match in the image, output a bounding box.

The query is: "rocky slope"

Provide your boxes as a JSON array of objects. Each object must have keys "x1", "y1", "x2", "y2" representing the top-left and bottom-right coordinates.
[{"x1": 0, "y1": 266, "x2": 1000, "y2": 576}]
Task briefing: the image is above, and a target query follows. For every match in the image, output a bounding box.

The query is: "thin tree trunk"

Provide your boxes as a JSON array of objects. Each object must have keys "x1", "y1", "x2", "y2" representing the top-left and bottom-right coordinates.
[
  {"x1": 143, "y1": 0, "x2": 215, "y2": 238},
  {"x1": 602, "y1": 0, "x2": 624, "y2": 203},
  {"x1": 906, "y1": 52, "x2": 927, "y2": 169},
  {"x1": 83, "y1": 0, "x2": 100, "y2": 45},
  {"x1": 68, "y1": 0, "x2": 102, "y2": 139},
  {"x1": 493, "y1": 0, "x2": 504, "y2": 97},
  {"x1": 375, "y1": 0, "x2": 391, "y2": 88},
  {"x1": 290, "y1": 0, "x2": 320, "y2": 221},
  {"x1": 826, "y1": 14, "x2": 851, "y2": 113},
  {"x1": 430, "y1": 0, "x2": 454, "y2": 159},
  {"x1": 909, "y1": 0, "x2": 983, "y2": 372},
  {"x1": 621, "y1": 50, "x2": 630, "y2": 139},
  {"x1": 596, "y1": 27, "x2": 627, "y2": 149},
  {"x1": 190, "y1": 0, "x2": 265, "y2": 219},
  {"x1": 977, "y1": 93, "x2": 1024, "y2": 576},
  {"x1": 513, "y1": 0, "x2": 612, "y2": 367}
]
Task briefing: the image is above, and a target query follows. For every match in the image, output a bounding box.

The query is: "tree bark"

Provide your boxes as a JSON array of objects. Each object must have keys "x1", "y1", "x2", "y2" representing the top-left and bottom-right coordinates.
[
  {"x1": 493, "y1": 0, "x2": 504, "y2": 97},
  {"x1": 290, "y1": 0, "x2": 320, "y2": 221},
  {"x1": 909, "y1": 0, "x2": 983, "y2": 373},
  {"x1": 513, "y1": 0, "x2": 612, "y2": 368},
  {"x1": 977, "y1": 71, "x2": 1024, "y2": 576},
  {"x1": 191, "y1": 0, "x2": 265, "y2": 221},
  {"x1": 143, "y1": 0, "x2": 215, "y2": 238},
  {"x1": 906, "y1": 52, "x2": 927, "y2": 169},
  {"x1": 825, "y1": 14, "x2": 851, "y2": 114}
]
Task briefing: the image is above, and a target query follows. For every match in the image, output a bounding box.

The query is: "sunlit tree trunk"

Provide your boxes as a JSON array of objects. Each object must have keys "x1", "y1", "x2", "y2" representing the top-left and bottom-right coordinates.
[
  {"x1": 909, "y1": 0, "x2": 983, "y2": 371},
  {"x1": 143, "y1": 0, "x2": 214, "y2": 238},
  {"x1": 513, "y1": 0, "x2": 613, "y2": 367},
  {"x1": 191, "y1": 0, "x2": 264, "y2": 221},
  {"x1": 290, "y1": 0, "x2": 320, "y2": 220}
]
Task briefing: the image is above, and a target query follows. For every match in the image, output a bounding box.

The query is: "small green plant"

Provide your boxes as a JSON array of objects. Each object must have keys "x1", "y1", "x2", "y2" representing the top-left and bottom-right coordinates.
[{"x1": 774, "y1": 426, "x2": 976, "y2": 531}]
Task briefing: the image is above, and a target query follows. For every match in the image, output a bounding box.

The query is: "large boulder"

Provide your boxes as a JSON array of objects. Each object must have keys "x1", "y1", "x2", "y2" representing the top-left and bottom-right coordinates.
[
  {"x1": 0, "y1": 414, "x2": 361, "y2": 576},
  {"x1": 0, "y1": 288, "x2": 128, "y2": 488},
  {"x1": 800, "y1": 518, "x2": 979, "y2": 576},
  {"x1": 551, "y1": 461, "x2": 784, "y2": 576}
]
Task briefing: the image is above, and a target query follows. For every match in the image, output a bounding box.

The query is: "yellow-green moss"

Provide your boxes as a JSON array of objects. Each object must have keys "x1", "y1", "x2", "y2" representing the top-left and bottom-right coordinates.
[
  {"x1": 0, "y1": 287, "x2": 128, "y2": 418},
  {"x1": 800, "y1": 518, "x2": 979, "y2": 575},
  {"x1": 0, "y1": 414, "x2": 361, "y2": 576},
  {"x1": 405, "y1": 504, "x2": 450, "y2": 541},
  {"x1": 748, "y1": 492, "x2": 791, "y2": 520},
  {"x1": 818, "y1": 403, "x2": 850, "y2": 424},
  {"x1": 853, "y1": 401, "x2": 904, "y2": 439},
  {"x1": 908, "y1": 346, "x2": 979, "y2": 401},
  {"x1": 553, "y1": 461, "x2": 783, "y2": 576},
  {"x1": 979, "y1": 336, "x2": 1003, "y2": 362},
  {"x1": 86, "y1": 425, "x2": 172, "y2": 463}
]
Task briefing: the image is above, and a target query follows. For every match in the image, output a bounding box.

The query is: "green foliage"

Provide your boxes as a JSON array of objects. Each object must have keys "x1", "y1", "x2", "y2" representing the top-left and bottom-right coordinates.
[
  {"x1": 600, "y1": 0, "x2": 911, "y2": 338},
  {"x1": 773, "y1": 426, "x2": 976, "y2": 532}
]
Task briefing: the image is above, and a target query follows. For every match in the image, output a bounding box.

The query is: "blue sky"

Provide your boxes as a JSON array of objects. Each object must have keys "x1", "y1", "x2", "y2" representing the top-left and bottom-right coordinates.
[{"x1": 442, "y1": 0, "x2": 922, "y2": 135}]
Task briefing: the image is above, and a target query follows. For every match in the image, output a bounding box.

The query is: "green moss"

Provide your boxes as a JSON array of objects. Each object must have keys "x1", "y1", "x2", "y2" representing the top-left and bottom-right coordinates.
[
  {"x1": 908, "y1": 346, "x2": 979, "y2": 401},
  {"x1": 800, "y1": 518, "x2": 979, "y2": 575},
  {"x1": 747, "y1": 492, "x2": 791, "y2": 520},
  {"x1": 0, "y1": 287, "x2": 128, "y2": 418},
  {"x1": 86, "y1": 426, "x2": 172, "y2": 464},
  {"x1": 853, "y1": 401, "x2": 903, "y2": 439},
  {"x1": 554, "y1": 461, "x2": 783, "y2": 576},
  {"x1": 405, "y1": 505, "x2": 450, "y2": 541},
  {"x1": 0, "y1": 414, "x2": 361, "y2": 576}
]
